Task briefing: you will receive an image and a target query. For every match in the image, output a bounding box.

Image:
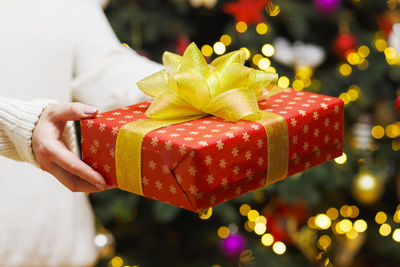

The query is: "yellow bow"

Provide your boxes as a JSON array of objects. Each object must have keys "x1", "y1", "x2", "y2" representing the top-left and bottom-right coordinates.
[{"x1": 137, "y1": 43, "x2": 278, "y2": 122}]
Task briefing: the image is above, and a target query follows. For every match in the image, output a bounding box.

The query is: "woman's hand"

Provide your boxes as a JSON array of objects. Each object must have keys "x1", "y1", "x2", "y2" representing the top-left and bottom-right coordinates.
[{"x1": 32, "y1": 102, "x2": 109, "y2": 193}]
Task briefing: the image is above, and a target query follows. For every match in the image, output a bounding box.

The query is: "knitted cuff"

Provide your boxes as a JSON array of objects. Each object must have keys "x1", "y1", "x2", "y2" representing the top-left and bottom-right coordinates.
[{"x1": 10, "y1": 99, "x2": 58, "y2": 166}]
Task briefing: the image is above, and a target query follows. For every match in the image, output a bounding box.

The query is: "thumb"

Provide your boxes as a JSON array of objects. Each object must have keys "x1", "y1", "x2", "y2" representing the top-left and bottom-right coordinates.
[{"x1": 47, "y1": 102, "x2": 99, "y2": 122}]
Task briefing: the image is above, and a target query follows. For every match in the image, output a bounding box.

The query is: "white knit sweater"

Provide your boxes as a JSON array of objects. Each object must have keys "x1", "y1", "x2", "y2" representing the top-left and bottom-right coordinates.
[{"x1": 0, "y1": 0, "x2": 161, "y2": 266}]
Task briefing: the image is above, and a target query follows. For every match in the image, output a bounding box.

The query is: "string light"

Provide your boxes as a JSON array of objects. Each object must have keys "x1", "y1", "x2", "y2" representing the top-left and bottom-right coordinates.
[
  {"x1": 347, "y1": 52, "x2": 361, "y2": 65},
  {"x1": 371, "y1": 125, "x2": 385, "y2": 139},
  {"x1": 213, "y1": 42, "x2": 226, "y2": 55},
  {"x1": 317, "y1": 235, "x2": 332, "y2": 250},
  {"x1": 201, "y1": 45, "x2": 213, "y2": 57},
  {"x1": 379, "y1": 223, "x2": 392, "y2": 236},
  {"x1": 247, "y1": 210, "x2": 259, "y2": 221},
  {"x1": 220, "y1": 35, "x2": 232, "y2": 46},
  {"x1": 236, "y1": 21, "x2": 248, "y2": 33},
  {"x1": 218, "y1": 226, "x2": 230, "y2": 239},
  {"x1": 256, "y1": 23, "x2": 268, "y2": 35},
  {"x1": 254, "y1": 223, "x2": 267, "y2": 235},
  {"x1": 272, "y1": 241, "x2": 286, "y2": 255},
  {"x1": 358, "y1": 46, "x2": 370, "y2": 57},
  {"x1": 261, "y1": 233, "x2": 274, "y2": 246},
  {"x1": 258, "y1": 58, "x2": 271, "y2": 70},
  {"x1": 308, "y1": 216, "x2": 316, "y2": 229},
  {"x1": 292, "y1": 80, "x2": 304, "y2": 91},
  {"x1": 277, "y1": 76, "x2": 290, "y2": 88},
  {"x1": 252, "y1": 54, "x2": 263, "y2": 65},
  {"x1": 338, "y1": 63, "x2": 352, "y2": 76},
  {"x1": 385, "y1": 124, "x2": 400, "y2": 138},
  {"x1": 350, "y1": 206, "x2": 359, "y2": 218},
  {"x1": 354, "y1": 219, "x2": 367, "y2": 232},
  {"x1": 393, "y1": 229, "x2": 400, "y2": 242},
  {"x1": 315, "y1": 214, "x2": 331, "y2": 230},
  {"x1": 334, "y1": 153, "x2": 347, "y2": 164},
  {"x1": 374, "y1": 38, "x2": 387, "y2": 52},
  {"x1": 338, "y1": 219, "x2": 352, "y2": 233},
  {"x1": 240, "y1": 204, "x2": 251, "y2": 216},
  {"x1": 255, "y1": 216, "x2": 267, "y2": 224},
  {"x1": 375, "y1": 211, "x2": 387, "y2": 224},
  {"x1": 110, "y1": 256, "x2": 123, "y2": 267},
  {"x1": 261, "y1": 44, "x2": 275, "y2": 57},
  {"x1": 394, "y1": 210, "x2": 400, "y2": 223},
  {"x1": 347, "y1": 85, "x2": 360, "y2": 101},
  {"x1": 339, "y1": 92, "x2": 351, "y2": 105},
  {"x1": 326, "y1": 208, "x2": 339, "y2": 220}
]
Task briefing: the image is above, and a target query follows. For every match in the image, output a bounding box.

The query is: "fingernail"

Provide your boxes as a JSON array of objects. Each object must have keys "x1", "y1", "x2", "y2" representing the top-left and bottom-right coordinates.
[
  {"x1": 84, "y1": 106, "x2": 98, "y2": 115},
  {"x1": 95, "y1": 183, "x2": 105, "y2": 190}
]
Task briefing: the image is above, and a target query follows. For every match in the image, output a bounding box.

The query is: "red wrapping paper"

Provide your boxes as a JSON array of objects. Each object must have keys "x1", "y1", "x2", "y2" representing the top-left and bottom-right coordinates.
[{"x1": 81, "y1": 89, "x2": 344, "y2": 212}]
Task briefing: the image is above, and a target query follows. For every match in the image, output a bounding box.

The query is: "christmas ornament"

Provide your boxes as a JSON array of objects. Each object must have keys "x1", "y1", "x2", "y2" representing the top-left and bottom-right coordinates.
[
  {"x1": 223, "y1": 0, "x2": 268, "y2": 25},
  {"x1": 262, "y1": 198, "x2": 310, "y2": 243},
  {"x1": 378, "y1": 11, "x2": 400, "y2": 36},
  {"x1": 313, "y1": 0, "x2": 340, "y2": 15},
  {"x1": 350, "y1": 115, "x2": 375, "y2": 151},
  {"x1": 273, "y1": 37, "x2": 326, "y2": 69},
  {"x1": 189, "y1": 0, "x2": 218, "y2": 9},
  {"x1": 352, "y1": 169, "x2": 383, "y2": 205},
  {"x1": 94, "y1": 227, "x2": 115, "y2": 258},
  {"x1": 273, "y1": 37, "x2": 326, "y2": 85},
  {"x1": 333, "y1": 33, "x2": 357, "y2": 59},
  {"x1": 396, "y1": 96, "x2": 400, "y2": 112},
  {"x1": 220, "y1": 233, "x2": 246, "y2": 257}
]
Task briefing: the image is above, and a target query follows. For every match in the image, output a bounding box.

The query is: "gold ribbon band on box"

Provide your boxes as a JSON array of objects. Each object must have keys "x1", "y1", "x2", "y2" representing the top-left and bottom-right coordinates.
[{"x1": 116, "y1": 43, "x2": 289, "y2": 196}]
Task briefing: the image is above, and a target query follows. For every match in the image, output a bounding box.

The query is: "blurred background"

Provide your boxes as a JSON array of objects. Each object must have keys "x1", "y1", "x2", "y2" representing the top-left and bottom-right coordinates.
[{"x1": 91, "y1": 0, "x2": 400, "y2": 266}]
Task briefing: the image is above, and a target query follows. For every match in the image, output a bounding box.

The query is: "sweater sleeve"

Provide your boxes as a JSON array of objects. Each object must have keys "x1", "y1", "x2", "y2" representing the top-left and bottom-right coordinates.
[
  {"x1": 70, "y1": 0, "x2": 163, "y2": 112},
  {"x1": 0, "y1": 98, "x2": 79, "y2": 166},
  {"x1": 0, "y1": 98, "x2": 55, "y2": 165}
]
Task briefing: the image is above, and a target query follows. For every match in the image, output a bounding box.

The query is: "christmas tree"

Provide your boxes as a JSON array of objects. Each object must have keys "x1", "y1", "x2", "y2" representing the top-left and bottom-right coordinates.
[{"x1": 92, "y1": 0, "x2": 400, "y2": 266}]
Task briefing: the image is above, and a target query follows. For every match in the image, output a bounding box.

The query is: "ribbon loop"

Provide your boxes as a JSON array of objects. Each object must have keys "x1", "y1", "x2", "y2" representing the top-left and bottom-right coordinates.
[{"x1": 137, "y1": 42, "x2": 278, "y2": 122}]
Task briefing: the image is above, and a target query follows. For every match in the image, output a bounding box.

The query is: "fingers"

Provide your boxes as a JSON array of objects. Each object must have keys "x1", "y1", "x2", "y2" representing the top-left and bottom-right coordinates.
[
  {"x1": 49, "y1": 163, "x2": 103, "y2": 193},
  {"x1": 45, "y1": 102, "x2": 98, "y2": 122},
  {"x1": 47, "y1": 141, "x2": 107, "y2": 190}
]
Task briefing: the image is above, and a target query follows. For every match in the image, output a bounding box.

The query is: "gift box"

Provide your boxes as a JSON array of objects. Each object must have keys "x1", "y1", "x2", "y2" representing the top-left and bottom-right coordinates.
[{"x1": 81, "y1": 44, "x2": 344, "y2": 212}]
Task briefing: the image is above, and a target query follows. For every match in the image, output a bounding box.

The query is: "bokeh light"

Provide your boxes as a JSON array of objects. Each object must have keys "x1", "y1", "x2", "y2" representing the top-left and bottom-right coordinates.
[
  {"x1": 277, "y1": 76, "x2": 290, "y2": 88},
  {"x1": 256, "y1": 23, "x2": 268, "y2": 34},
  {"x1": 218, "y1": 226, "x2": 230, "y2": 239},
  {"x1": 236, "y1": 21, "x2": 248, "y2": 33},
  {"x1": 261, "y1": 44, "x2": 275, "y2": 57},
  {"x1": 379, "y1": 223, "x2": 392, "y2": 236},
  {"x1": 272, "y1": 242, "x2": 286, "y2": 255},
  {"x1": 334, "y1": 153, "x2": 347, "y2": 164},
  {"x1": 375, "y1": 211, "x2": 387, "y2": 224},
  {"x1": 240, "y1": 204, "x2": 251, "y2": 216},
  {"x1": 354, "y1": 219, "x2": 367, "y2": 232},
  {"x1": 201, "y1": 44, "x2": 213, "y2": 57},
  {"x1": 315, "y1": 214, "x2": 331, "y2": 230},
  {"x1": 261, "y1": 233, "x2": 274, "y2": 246},
  {"x1": 213, "y1": 42, "x2": 226, "y2": 55}
]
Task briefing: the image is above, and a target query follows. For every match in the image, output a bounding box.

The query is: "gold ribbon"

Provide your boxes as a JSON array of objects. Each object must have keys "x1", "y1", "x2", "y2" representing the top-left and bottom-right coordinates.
[{"x1": 116, "y1": 43, "x2": 288, "y2": 196}]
